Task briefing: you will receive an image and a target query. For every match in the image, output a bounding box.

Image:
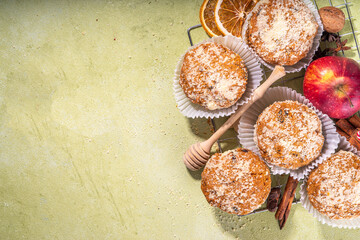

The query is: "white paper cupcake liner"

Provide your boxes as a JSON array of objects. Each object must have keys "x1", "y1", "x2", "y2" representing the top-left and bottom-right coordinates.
[
  {"x1": 173, "y1": 35, "x2": 264, "y2": 118},
  {"x1": 237, "y1": 87, "x2": 339, "y2": 180},
  {"x1": 241, "y1": 0, "x2": 324, "y2": 73},
  {"x1": 300, "y1": 136, "x2": 360, "y2": 228}
]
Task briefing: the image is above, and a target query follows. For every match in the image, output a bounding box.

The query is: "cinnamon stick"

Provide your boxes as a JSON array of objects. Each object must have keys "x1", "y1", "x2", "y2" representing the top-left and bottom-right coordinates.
[
  {"x1": 336, "y1": 119, "x2": 360, "y2": 150},
  {"x1": 336, "y1": 126, "x2": 350, "y2": 141},
  {"x1": 349, "y1": 114, "x2": 360, "y2": 128},
  {"x1": 278, "y1": 192, "x2": 295, "y2": 230},
  {"x1": 336, "y1": 118, "x2": 355, "y2": 134},
  {"x1": 275, "y1": 176, "x2": 299, "y2": 229}
]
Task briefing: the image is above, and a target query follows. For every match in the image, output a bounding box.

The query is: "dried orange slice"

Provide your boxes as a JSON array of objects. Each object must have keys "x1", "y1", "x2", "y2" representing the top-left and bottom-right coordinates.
[
  {"x1": 200, "y1": 0, "x2": 223, "y2": 37},
  {"x1": 214, "y1": 0, "x2": 258, "y2": 37}
]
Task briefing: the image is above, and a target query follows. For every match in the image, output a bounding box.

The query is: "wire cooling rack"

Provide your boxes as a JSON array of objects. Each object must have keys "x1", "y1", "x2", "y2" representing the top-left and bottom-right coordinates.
[{"x1": 185, "y1": 0, "x2": 359, "y2": 216}]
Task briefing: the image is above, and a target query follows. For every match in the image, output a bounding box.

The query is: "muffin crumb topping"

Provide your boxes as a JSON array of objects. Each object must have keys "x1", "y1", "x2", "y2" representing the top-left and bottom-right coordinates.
[
  {"x1": 255, "y1": 100, "x2": 324, "y2": 169},
  {"x1": 247, "y1": 0, "x2": 318, "y2": 65},
  {"x1": 201, "y1": 148, "x2": 271, "y2": 215},
  {"x1": 180, "y1": 42, "x2": 248, "y2": 110},
  {"x1": 307, "y1": 150, "x2": 360, "y2": 219}
]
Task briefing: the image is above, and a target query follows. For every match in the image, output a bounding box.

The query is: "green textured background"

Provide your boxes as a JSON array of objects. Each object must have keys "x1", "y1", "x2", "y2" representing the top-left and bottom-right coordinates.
[{"x1": 0, "y1": 0, "x2": 359, "y2": 239}]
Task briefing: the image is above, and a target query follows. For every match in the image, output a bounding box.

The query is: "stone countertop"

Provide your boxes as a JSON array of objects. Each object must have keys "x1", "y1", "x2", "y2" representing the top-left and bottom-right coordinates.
[{"x1": 0, "y1": 0, "x2": 359, "y2": 239}]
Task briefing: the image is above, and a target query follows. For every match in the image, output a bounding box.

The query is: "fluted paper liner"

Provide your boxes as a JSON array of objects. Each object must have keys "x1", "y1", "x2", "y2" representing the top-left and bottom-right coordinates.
[
  {"x1": 237, "y1": 87, "x2": 339, "y2": 180},
  {"x1": 173, "y1": 35, "x2": 263, "y2": 118},
  {"x1": 241, "y1": 0, "x2": 323, "y2": 73},
  {"x1": 300, "y1": 136, "x2": 360, "y2": 228}
]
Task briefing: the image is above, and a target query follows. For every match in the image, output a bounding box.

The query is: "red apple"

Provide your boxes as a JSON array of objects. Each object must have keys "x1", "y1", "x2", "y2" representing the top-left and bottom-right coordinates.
[{"x1": 303, "y1": 56, "x2": 360, "y2": 119}]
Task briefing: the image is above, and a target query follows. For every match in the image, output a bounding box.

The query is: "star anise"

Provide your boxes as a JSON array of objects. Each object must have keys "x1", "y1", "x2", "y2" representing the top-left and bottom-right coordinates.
[
  {"x1": 313, "y1": 48, "x2": 329, "y2": 60},
  {"x1": 328, "y1": 39, "x2": 351, "y2": 55},
  {"x1": 321, "y1": 31, "x2": 340, "y2": 43},
  {"x1": 313, "y1": 31, "x2": 351, "y2": 61}
]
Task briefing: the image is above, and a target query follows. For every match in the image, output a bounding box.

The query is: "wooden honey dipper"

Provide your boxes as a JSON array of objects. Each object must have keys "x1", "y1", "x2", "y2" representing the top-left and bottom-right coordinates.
[{"x1": 183, "y1": 65, "x2": 286, "y2": 171}]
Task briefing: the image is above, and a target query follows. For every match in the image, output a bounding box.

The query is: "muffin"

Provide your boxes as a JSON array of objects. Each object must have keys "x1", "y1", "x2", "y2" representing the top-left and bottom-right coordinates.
[
  {"x1": 180, "y1": 42, "x2": 248, "y2": 110},
  {"x1": 246, "y1": 0, "x2": 318, "y2": 65},
  {"x1": 201, "y1": 148, "x2": 271, "y2": 215},
  {"x1": 255, "y1": 100, "x2": 324, "y2": 169},
  {"x1": 307, "y1": 150, "x2": 360, "y2": 219}
]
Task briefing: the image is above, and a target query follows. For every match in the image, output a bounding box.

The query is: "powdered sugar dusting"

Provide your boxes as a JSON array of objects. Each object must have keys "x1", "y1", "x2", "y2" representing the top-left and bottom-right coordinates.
[
  {"x1": 180, "y1": 42, "x2": 248, "y2": 110},
  {"x1": 201, "y1": 148, "x2": 271, "y2": 215},
  {"x1": 247, "y1": 0, "x2": 318, "y2": 65},
  {"x1": 307, "y1": 150, "x2": 360, "y2": 219},
  {"x1": 255, "y1": 100, "x2": 324, "y2": 169}
]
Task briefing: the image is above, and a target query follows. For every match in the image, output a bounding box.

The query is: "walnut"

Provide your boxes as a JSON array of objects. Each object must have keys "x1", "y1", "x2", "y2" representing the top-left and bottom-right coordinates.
[{"x1": 319, "y1": 6, "x2": 345, "y2": 33}]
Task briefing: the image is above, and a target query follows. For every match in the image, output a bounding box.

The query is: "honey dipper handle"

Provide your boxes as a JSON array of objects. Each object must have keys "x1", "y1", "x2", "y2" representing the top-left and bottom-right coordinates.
[{"x1": 203, "y1": 65, "x2": 286, "y2": 148}]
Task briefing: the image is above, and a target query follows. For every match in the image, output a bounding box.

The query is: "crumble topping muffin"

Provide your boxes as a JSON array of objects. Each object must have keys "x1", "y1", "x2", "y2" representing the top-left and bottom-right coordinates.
[
  {"x1": 201, "y1": 148, "x2": 271, "y2": 215},
  {"x1": 307, "y1": 150, "x2": 360, "y2": 219},
  {"x1": 246, "y1": 0, "x2": 318, "y2": 65},
  {"x1": 255, "y1": 100, "x2": 324, "y2": 169},
  {"x1": 179, "y1": 42, "x2": 248, "y2": 110}
]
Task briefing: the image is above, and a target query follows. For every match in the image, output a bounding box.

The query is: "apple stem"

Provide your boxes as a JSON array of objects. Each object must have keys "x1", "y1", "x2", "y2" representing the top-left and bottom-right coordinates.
[{"x1": 337, "y1": 85, "x2": 354, "y2": 108}]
